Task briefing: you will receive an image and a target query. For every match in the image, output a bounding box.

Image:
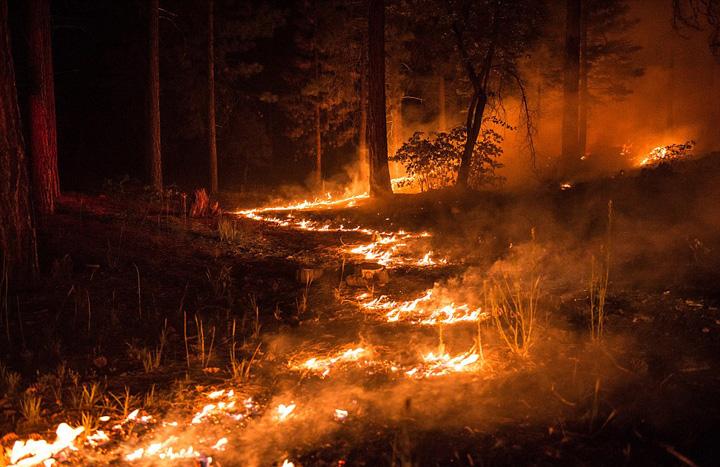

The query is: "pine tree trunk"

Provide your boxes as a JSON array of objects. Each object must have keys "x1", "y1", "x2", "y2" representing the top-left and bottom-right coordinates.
[
  {"x1": 438, "y1": 75, "x2": 446, "y2": 132},
  {"x1": 561, "y1": 0, "x2": 581, "y2": 176},
  {"x1": 358, "y1": 37, "x2": 369, "y2": 190},
  {"x1": 578, "y1": 0, "x2": 588, "y2": 159},
  {"x1": 1, "y1": 0, "x2": 37, "y2": 279},
  {"x1": 392, "y1": 97, "x2": 402, "y2": 155},
  {"x1": 208, "y1": 0, "x2": 218, "y2": 193},
  {"x1": 26, "y1": 0, "x2": 60, "y2": 216},
  {"x1": 367, "y1": 0, "x2": 392, "y2": 197},
  {"x1": 147, "y1": 0, "x2": 162, "y2": 191}
]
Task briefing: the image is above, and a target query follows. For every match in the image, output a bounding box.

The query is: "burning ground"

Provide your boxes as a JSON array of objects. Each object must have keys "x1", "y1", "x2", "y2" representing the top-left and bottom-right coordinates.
[{"x1": 3, "y1": 155, "x2": 720, "y2": 466}]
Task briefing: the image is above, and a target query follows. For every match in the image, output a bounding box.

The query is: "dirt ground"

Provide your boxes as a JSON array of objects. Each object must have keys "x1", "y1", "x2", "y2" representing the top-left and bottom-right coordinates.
[{"x1": 2, "y1": 155, "x2": 720, "y2": 466}]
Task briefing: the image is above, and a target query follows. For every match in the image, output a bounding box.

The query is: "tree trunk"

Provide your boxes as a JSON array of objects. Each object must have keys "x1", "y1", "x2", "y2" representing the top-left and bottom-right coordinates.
[
  {"x1": 438, "y1": 75, "x2": 446, "y2": 132},
  {"x1": 358, "y1": 35, "x2": 369, "y2": 190},
  {"x1": 367, "y1": 0, "x2": 392, "y2": 197},
  {"x1": 561, "y1": 0, "x2": 581, "y2": 176},
  {"x1": 393, "y1": 97, "x2": 402, "y2": 155},
  {"x1": 207, "y1": 0, "x2": 218, "y2": 193},
  {"x1": 578, "y1": 0, "x2": 588, "y2": 159},
  {"x1": 1, "y1": 0, "x2": 37, "y2": 279},
  {"x1": 26, "y1": 0, "x2": 59, "y2": 216},
  {"x1": 456, "y1": 91, "x2": 487, "y2": 188},
  {"x1": 147, "y1": 0, "x2": 162, "y2": 191}
]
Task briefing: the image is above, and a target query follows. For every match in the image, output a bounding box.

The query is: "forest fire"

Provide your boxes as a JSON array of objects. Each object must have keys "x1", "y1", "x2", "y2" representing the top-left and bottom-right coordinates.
[{"x1": 2, "y1": 0, "x2": 720, "y2": 465}]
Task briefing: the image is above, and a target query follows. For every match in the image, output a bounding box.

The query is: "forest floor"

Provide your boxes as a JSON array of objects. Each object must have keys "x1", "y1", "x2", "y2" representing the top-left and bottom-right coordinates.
[{"x1": 2, "y1": 154, "x2": 720, "y2": 466}]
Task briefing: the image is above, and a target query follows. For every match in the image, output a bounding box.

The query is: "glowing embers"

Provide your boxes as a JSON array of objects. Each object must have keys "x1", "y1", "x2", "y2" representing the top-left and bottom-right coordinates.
[
  {"x1": 275, "y1": 403, "x2": 297, "y2": 422},
  {"x1": 404, "y1": 348, "x2": 482, "y2": 378},
  {"x1": 9, "y1": 423, "x2": 84, "y2": 467},
  {"x1": 191, "y1": 389, "x2": 257, "y2": 424},
  {"x1": 289, "y1": 347, "x2": 371, "y2": 378},
  {"x1": 358, "y1": 289, "x2": 488, "y2": 325}
]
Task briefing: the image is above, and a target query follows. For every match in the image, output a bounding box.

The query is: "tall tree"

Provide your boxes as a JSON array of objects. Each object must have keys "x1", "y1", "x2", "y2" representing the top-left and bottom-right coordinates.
[
  {"x1": 433, "y1": 0, "x2": 542, "y2": 188},
  {"x1": 367, "y1": 0, "x2": 392, "y2": 196},
  {"x1": 147, "y1": 0, "x2": 162, "y2": 190},
  {"x1": 26, "y1": 0, "x2": 59, "y2": 215},
  {"x1": 208, "y1": 0, "x2": 218, "y2": 193},
  {"x1": 561, "y1": 0, "x2": 582, "y2": 175},
  {"x1": 282, "y1": 0, "x2": 360, "y2": 190},
  {"x1": 1, "y1": 0, "x2": 37, "y2": 279}
]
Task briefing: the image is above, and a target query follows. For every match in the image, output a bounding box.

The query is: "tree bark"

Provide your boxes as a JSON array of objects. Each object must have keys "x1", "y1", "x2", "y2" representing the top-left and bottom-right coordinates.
[
  {"x1": 561, "y1": 0, "x2": 581, "y2": 176},
  {"x1": 438, "y1": 75, "x2": 446, "y2": 132},
  {"x1": 1, "y1": 0, "x2": 37, "y2": 279},
  {"x1": 358, "y1": 34, "x2": 369, "y2": 190},
  {"x1": 457, "y1": 91, "x2": 487, "y2": 188},
  {"x1": 208, "y1": 0, "x2": 218, "y2": 193},
  {"x1": 367, "y1": 0, "x2": 392, "y2": 197},
  {"x1": 358, "y1": 83, "x2": 368, "y2": 187},
  {"x1": 578, "y1": 0, "x2": 588, "y2": 160},
  {"x1": 26, "y1": 0, "x2": 59, "y2": 216},
  {"x1": 147, "y1": 0, "x2": 162, "y2": 191},
  {"x1": 450, "y1": 18, "x2": 494, "y2": 189}
]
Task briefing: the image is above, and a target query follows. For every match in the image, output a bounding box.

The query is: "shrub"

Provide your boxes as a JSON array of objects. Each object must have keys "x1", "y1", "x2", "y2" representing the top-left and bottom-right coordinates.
[{"x1": 391, "y1": 120, "x2": 508, "y2": 191}]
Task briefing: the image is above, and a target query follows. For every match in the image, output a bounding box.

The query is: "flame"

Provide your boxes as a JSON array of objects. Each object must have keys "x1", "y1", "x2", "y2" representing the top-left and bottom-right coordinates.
[
  {"x1": 639, "y1": 146, "x2": 668, "y2": 166},
  {"x1": 290, "y1": 347, "x2": 369, "y2": 377},
  {"x1": 236, "y1": 193, "x2": 442, "y2": 268},
  {"x1": 275, "y1": 403, "x2": 297, "y2": 422},
  {"x1": 9, "y1": 423, "x2": 84, "y2": 467},
  {"x1": 358, "y1": 289, "x2": 488, "y2": 325},
  {"x1": 405, "y1": 349, "x2": 482, "y2": 378},
  {"x1": 334, "y1": 409, "x2": 349, "y2": 421}
]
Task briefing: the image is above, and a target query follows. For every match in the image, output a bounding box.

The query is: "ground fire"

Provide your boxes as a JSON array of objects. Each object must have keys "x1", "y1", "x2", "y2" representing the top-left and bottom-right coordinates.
[{"x1": 2, "y1": 0, "x2": 720, "y2": 466}]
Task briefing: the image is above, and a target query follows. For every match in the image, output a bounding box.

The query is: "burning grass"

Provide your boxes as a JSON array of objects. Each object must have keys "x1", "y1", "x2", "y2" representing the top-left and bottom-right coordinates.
[{"x1": 4, "y1": 164, "x2": 720, "y2": 466}]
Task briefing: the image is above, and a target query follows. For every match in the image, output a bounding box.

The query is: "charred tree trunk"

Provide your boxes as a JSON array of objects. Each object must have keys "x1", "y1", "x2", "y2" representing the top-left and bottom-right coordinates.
[
  {"x1": 578, "y1": 0, "x2": 588, "y2": 159},
  {"x1": 438, "y1": 75, "x2": 446, "y2": 132},
  {"x1": 450, "y1": 17, "x2": 494, "y2": 189},
  {"x1": 367, "y1": 0, "x2": 392, "y2": 197},
  {"x1": 26, "y1": 0, "x2": 59, "y2": 216},
  {"x1": 561, "y1": 0, "x2": 581, "y2": 176},
  {"x1": 457, "y1": 91, "x2": 487, "y2": 188},
  {"x1": 1, "y1": 1, "x2": 37, "y2": 279},
  {"x1": 207, "y1": 0, "x2": 218, "y2": 193},
  {"x1": 147, "y1": 0, "x2": 162, "y2": 191}
]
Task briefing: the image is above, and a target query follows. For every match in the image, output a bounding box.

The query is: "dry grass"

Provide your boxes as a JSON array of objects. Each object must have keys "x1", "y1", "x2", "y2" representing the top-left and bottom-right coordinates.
[
  {"x1": 589, "y1": 201, "x2": 613, "y2": 341},
  {"x1": 20, "y1": 394, "x2": 43, "y2": 424},
  {"x1": 218, "y1": 217, "x2": 240, "y2": 242},
  {"x1": 488, "y1": 275, "x2": 542, "y2": 358}
]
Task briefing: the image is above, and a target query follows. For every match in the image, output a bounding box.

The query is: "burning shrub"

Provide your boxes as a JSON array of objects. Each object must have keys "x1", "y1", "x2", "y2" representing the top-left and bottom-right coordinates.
[
  {"x1": 391, "y1": 120, "x2": 507, "y2": 191},
  {"x1": 640, "y1": 140, "x2": 695, "y2": 167}
]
